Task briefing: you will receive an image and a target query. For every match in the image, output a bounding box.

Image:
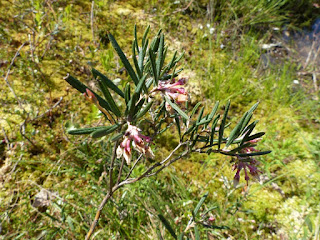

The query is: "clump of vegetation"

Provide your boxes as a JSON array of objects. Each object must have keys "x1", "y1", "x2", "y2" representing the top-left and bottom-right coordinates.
[{"x1": 65, "y1": 26, "x2": 270, "y2": 238}]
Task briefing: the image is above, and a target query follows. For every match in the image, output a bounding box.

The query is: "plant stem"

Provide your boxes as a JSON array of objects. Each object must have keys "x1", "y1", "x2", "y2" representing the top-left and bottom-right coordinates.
[{"x1": 85, "y1": 141, "x2": 119, "y2": 240}]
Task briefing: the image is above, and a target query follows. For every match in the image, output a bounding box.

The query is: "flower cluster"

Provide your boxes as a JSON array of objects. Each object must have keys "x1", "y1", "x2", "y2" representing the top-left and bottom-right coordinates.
[
  {"x1": 233, "y1": 139, "x2": 263, "y2": 187},
  {"x1": 152, "y1": 78, "x2": 189, "y2": 112},
  {"x1": 116, "y1": 123, "x2": 154, "y2": 165}
]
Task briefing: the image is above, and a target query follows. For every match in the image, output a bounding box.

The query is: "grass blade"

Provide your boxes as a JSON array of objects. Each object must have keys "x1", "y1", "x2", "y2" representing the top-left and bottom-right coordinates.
[
  {"x1": 158, "y1": 214, "x2": 177, "y2": 239},
  {"x1": 193, "y1": 192, "x2": 208, "y2": 216}
]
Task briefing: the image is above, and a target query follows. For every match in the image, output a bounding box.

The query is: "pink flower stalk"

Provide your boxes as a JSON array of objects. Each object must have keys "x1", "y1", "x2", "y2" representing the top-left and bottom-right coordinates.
[
  {"x1": 152, "y1": 78, "x2": 189, "y2": 104},
  {"x1": 83, "y1": 89, "x2": 115, "y2": 124},
  {"x1": 116, "y1": 123, "x2": 154, "y2": 165}
]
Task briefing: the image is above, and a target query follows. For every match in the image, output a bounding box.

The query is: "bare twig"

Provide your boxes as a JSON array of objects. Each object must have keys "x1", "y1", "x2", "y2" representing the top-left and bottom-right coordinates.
[
  {"x1": 32, "y1": 97, "x2": 63, "y2": 121},
  {"x1": 4, "y1": 42, "x2": 27, "y2": 111},
  {"x1": 85, "y1": 141, "x2": 119, "y2": 240},
  {"x1": 124, "y1": 154, "x2": 143, "y2": 180},
  {"x1": 313, "y1": 72, "x2": 318, "y2": 92},
  {"x1": 166, "y1": 0, "x2": 195, "y2": 16},
  {"x1": 1, "y1": 127, "x2": 10, "y2": 149},
  {"x1": 116, "y1": 157, "x2": 125, "y2": 185},
  {"x1": 90, "y1": 1, "x2": 95, "y2": 44}
]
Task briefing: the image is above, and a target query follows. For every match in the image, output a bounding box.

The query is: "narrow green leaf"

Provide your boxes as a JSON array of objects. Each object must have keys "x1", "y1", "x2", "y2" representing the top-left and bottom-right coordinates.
[
  {"x1": 92, "y1": 68, "x2": 125, "y2": 98},
  {"x1": 210, "y1": 114, "x2": 220, "y2": 146},
  {"x1": 134, "y1": 100, "x2": 153, "y2": 119},
  {"x1": 68, "y1": 126, "x2": 110, "y2": 135},
  {"x1": 142, "y1": 25, "x2": 150, "y2": 47},
  {"x1": 245, "y1": 132, "x2": 265, "y2": 142},
  {"x1": 238, "y1": 150, "x2": 271, "y2": 157},
  {"x1": 149, "y1": 48, "x2": 158, "y2": 85},
  {"x1": 228, "y1": 142, "x2": 252, "y2": 154},
  {"x1": 135, "y1": 97, "x2": 145, "y2": 113},
  {"x1": 158, "y1": 214, "x2": 177, "y2": 240},
  {"x1": 170, "y1": 64, "x2": 177, "y2": 83},
  {"x1": 196, "y1": 118, "x2": 212, "y2": 126},
  {"x1": 193, "y1": 192, "x2": 209, "y2": 216},
  {"x1": 156, "y1": 34, "x2": 164, "y2": 78},
  {"x1": 98, "y1": 79, "x2": 121, "y2": 117},
  {"x1": 190, "y1": 102, "x2": 202, "y2": 119},
  {"x1": 133, "y1": 24, "x2": 139, "y2": 53},
  {"x1": 240, "y1": 112, "x2": 252, "y2": 134},
  {"x1": 175, "y1": 116, "x2": 181, "y2": 139},
  {"x1": 240, "y1": 120, "x2": 258, "y2": 145},
  {"x1": 151, "y1": 29, "x2": 162, "y2": 52},
  {"x1": 226, "y1": 112, "x2": 247, "y2": 147},
  {"x1": 194, "y1": 226, "x2": 200, "y2": 240},
  {"x1": 127, "y1": 93, "x2": 138, "y2": 118},
  {"x1": 164, "y1": 96, "x2": 189, "y2": 120},
  {"x1": 218, "y1": 100, "x2": 230, "y2": 150},
  {"x1": 161, "y1": 68, "x2": 183, "y2": 80},
  {"x1": 175, "y1": 51, "x2": 185, "y2": 64},
  {"x1": 241, "y1": 102, "x2": 259, "y2": 133},
  {"x1": 168, "y1": 51, "x2": 177, "y2": 69},
  {"x1": 138, "y1": 39, "x2": 148, "y2": 74},
  {"x1": 111, "y1": 132, "x2": 123, "y2": 142},
  {"x1": 161, "y1": 46, "x2": 168, "y2": 72},
  {"x1": 124, "y1": 83, "x2": 131, "y2": 105},
  {"x1": 135, "y1": 74, "x2": 147, "y2": 96},
  {"x1": 108, "y1": 32, "x2": 139, "y2": 85},
  {"x1": 183, "y1": 123, "x2": 197, "y2": 136},
  {"x1": 208, "y1": 101, "x2": 220, "y2": 120},
  {"x1": 132, "y1": 40, "x2": 142, "y2": 78},
  {"x1": 91, "y1": 124, "x2": 119, "y2": 138},
  {"x1": 196, "y1": 107, "x2": 205, "y2": 124},
  {"x1": 65, "y1": 74, "x2": 111, "y2": 111}
]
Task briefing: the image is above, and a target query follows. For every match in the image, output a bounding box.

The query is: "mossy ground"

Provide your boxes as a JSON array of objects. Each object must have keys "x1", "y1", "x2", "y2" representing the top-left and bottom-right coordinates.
[{"x1": 1, "y1": 0, "x2": 319, "y2": 239}]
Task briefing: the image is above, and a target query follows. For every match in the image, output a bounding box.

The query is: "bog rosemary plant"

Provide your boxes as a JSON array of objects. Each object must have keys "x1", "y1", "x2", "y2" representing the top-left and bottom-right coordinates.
[{"x1": 64, "y1": 25, "x2": 270, "y2": 239}]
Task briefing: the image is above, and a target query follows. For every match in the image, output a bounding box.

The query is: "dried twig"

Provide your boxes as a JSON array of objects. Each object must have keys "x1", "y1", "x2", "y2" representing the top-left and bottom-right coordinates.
[
  {"x1": 90, "y1": 1, "x2": 95, "y2": 45},
  {"x1": 4, "y1": 42, "x2": 27, "y2": 111}
]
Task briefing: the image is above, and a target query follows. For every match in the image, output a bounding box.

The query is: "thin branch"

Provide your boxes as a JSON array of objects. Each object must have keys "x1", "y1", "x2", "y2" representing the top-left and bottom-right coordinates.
[
  {"x1": 85, "y1": 141, "x2": 119, "y2": 240},
  {"x1": 4, "y1": 42, "x2": 27, "y2": 111},
  {"x1": 90, "y1": 1, "x2": 95, "y2": 45},
  {"x1": 116, "y1": 156, "x2": 125, "y2": 185},
  {"x1": 125, "y1": 154, "x2": 143, "y2": 180}
]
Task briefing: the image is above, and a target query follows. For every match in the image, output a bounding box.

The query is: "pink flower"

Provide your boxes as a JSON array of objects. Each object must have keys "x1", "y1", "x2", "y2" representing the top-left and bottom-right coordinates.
[
  {"x1": 152, "y1": 78, "x2": 189, "y2": 104},
  {"x1": 116, "y1": 123, "x2": 154, "y2": 165},
  {"x1": 233, "y1": 141, "x2": 263, "y2": 187},
  {"x1": 233, "y1": 159, "x2": 262, "y2": 187}
]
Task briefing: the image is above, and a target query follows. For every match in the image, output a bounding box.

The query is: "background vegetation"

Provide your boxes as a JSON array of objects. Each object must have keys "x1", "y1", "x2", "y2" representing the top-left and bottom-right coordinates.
[{"x1": 1, "y1": 0, "x2": 319, "y2": 239}]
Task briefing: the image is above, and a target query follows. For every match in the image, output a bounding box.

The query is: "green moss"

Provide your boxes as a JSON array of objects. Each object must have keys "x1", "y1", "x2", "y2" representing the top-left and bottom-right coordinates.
[{"x1": 243, "y1": 188, "x2": 283, "y2": 221}]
